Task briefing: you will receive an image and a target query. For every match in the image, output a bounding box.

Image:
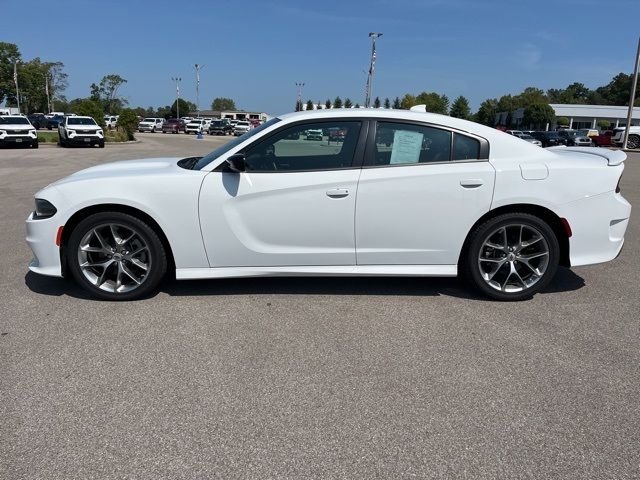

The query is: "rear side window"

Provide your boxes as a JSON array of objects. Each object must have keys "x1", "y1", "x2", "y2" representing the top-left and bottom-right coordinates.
[
  {"x1": 372, "y1": 122, "x2": 452, "y2": 166},
  {"x1": 452, "y1": 133, "x2": 480, "y2": 160}
]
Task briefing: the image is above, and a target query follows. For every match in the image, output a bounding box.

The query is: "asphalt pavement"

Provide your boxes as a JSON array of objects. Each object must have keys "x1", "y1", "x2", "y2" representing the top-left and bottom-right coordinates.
[{"x1": 1, "y1": 134, "x2": 639, "y2": 479}]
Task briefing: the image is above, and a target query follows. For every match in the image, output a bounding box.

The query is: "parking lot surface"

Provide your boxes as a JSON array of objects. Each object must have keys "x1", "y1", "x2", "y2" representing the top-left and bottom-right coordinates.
[{"x1": 1, "y1": 135, "x2": 639, "y2": 479}]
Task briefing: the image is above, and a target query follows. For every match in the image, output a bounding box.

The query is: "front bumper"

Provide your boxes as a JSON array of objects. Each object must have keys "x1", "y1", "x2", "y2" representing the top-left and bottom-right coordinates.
[
  {"x1": 66, "y1": 135, "x2": 103, "y2": 145},
  {"x1": 26, "y1": 212, "x2": 63, "y2": 277},
  {"x1": 559, "y1": 190, "x2": 631, "y2": 267},
  {"x1": 0, "y1": 135, "x2": 37, "y2": 145},
  {"x1": 138, "y1": 125, "x2": 156, "y2": 131}
]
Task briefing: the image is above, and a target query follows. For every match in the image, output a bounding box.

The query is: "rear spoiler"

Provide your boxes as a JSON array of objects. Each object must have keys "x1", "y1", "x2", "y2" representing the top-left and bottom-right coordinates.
[{"x1": 547, "y1": 146, "x2": 626, "y2": 166}]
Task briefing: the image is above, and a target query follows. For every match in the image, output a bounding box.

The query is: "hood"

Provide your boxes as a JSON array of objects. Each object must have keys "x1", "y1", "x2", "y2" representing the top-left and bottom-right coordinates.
[
  {"x1": 49, "y1": 157, "x2": 183, "y2": 187},
  {"x1": 1, "y1": 123, "x2": 35, "y2": 130}
]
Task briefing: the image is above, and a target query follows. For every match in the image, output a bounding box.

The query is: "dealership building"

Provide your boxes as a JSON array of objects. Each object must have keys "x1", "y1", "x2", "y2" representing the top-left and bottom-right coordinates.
[{"x1": 496, "y1": 104, "x2": 640, "y2": 130}]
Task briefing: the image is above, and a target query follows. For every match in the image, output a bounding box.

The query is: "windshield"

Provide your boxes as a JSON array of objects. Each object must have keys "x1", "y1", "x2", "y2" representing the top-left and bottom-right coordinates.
[
  {"x1": 68, "y1": 117, "x2": 98, "y2": 125},
  {"x1": 211, "y1": 121, "x2": 224, "y2": 126},
  {"x1": 143, "y1": 118, "x2": 155, "y2": 122},
  {"x1": 521, "y1": 135, "x2": 534, "y2": 140},
  {"x1": 0, "y1": 116, "x2": 30, "y2": 125},
  {"x1": 193, "y1": 118, "x2": 280, "y2": 170}
]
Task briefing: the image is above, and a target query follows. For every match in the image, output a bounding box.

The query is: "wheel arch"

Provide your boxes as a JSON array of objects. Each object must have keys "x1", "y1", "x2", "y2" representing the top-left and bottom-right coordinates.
[
  {"x1": 458, "y1": 203, "x2": 571, "y2": 270},
  {"x1": 59, "y1": 203, "x2": 176, "y2": 278}
]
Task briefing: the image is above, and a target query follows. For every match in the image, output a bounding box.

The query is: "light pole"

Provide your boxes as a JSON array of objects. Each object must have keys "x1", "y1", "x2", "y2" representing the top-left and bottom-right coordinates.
[
  {"x1": 171, "y1": 76, "x2": 181, "y2": 118},
  {"x1": 194, "y1": 64, "x2": 204, "y2": 118},
  {"x1": 295, "y1": 82, "x2": 305, "y2": 111},
  {"x1": 364, "y1": 32, "x2": 382, "y2": 108},
  {"x1": 622, "y1": 37, "x2": 640, "y2": 150}
]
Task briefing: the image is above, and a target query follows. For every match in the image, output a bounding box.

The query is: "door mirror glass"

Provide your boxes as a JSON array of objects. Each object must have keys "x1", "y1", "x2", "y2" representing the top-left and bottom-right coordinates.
[{"x1": 226, "y1": 153, "x2": 246, "y2": 172}]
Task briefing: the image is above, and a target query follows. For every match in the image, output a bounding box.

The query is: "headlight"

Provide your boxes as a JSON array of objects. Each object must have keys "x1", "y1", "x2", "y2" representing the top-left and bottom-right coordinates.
[
  {"x1": 97, "y1": 130, "x2": 103, "y2": 135},
  {"x1": 67, "y1": 129, "x2": 75, "y2": 134},
  {"x1": 34, "y1": 198, "x2": 57, "y2": 219},
  {"x1": 30, "y1": 129, "x2": 36, "y2": 134}
]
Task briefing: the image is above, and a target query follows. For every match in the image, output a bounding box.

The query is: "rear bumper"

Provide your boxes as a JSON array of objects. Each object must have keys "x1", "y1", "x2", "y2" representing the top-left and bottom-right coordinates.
[
  {"x1": 559, "y1": 191, "x2": 631, "y2": 266},
  {"x1": 26, "y1": 212, "x2": 63, "y2": 277}
]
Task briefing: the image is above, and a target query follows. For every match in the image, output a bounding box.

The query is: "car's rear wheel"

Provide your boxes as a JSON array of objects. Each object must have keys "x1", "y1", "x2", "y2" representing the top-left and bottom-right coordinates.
[
  {"x1": 67, "y1": 212, "x2": 167, "y2": 300},
  {"x1": 628, "y1": 135, "x2": 640, "y2": 149},
  {"x1": 463, "y1": 213, "x2": 559, "y2": 301}
]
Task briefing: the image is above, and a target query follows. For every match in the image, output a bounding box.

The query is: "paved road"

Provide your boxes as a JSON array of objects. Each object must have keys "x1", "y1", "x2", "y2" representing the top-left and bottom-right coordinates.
[{"x1": 1, "y1": 135, "x2": 639, "y2": 479}]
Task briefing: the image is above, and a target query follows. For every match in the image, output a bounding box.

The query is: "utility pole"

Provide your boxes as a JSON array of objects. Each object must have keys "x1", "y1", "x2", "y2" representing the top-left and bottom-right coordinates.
[
  {"x1": 622, "y1": 37, "x2": 640, "y2": 150},
  {"x1": 172, "y1": 76, "x2": 182, "y2": 118},
  {"x1": 194, "y1": 64, "x2": 204, "y2": 118},
  {"x1": 295, "y1": 82, "x2": 305, "y2": 111},
  {"x1": 14, "y1": 61, "x2": 20, "y2": 112},
  {"x1": 364, "y1": 32, "x2": 382, "y2": 108}
]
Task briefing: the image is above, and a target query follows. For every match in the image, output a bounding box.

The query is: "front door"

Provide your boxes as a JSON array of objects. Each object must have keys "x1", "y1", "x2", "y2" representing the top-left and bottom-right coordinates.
[{"x1": 199, "y1": 120, "x2": 366, "y2": 267}]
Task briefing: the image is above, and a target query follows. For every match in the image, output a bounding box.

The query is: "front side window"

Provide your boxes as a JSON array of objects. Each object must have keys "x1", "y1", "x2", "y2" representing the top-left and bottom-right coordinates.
[
  {"x1": 243, "y1": 121, "x2": 362, "y2": 172},
  {"x1": 371, "y1": 122, "x2": 451, "y2": 166}
]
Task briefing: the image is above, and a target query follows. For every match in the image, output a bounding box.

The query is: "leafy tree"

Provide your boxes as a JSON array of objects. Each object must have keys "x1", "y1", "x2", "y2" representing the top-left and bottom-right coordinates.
[
  {"x1": 73, "y1": 99, "x2": 105, "y2": 127},
  {"x1": 384, "y1": 98, "x2": 390, "y2": 109},
  {"x1": 475, "y1": 98, "x2": 498, "y2": 126},
  {"x1": 449, "y1": 95, "x2": 472, "y2": 119},
  {"x1": 333, "y1": 96, "x2": 343, "y2": 108},
  {"x1": 171, "y1": 98, "x2": 196, "y2": 118},
  {"x1": 513, "y1": 87, "x2": 547, "y2": 108},
  {"x1": 355, "y1": 103, "x2": 360, "y2": 108},
  {"x1": 415, "y1": 92, "x2": 449, "y2": 114},
  {"x1": 400, "y1": 93, "x2": 416, "y2": 109},
  {"x1": 373, "y1": 96, "x2": 381, "y2": 108},
  {"x1": 596, "y1": 73, "x2": 640, "y2": 106},
  {"x1": 90, "y1": 74, "x2": 127, "y2": 114},
  {"x1": 305, "y1": 99, "x2": 314, "y2": 110},
  {"x1": 317, "y1": 100, "x2": 323, "y2": 109},
  {"x1": 523, "y1": 103, "x2": 555, "y2": 129},
  {"x1": 556, "y1": 116, "x2": 569, "y2": 127},
  {"x1": 155, "y1": 105, "x2": 172, "y2": 118},
  {"x1": 117, "y1": 109, "x2": 138, "y2": 140},
  {"x1": 344, "y1": 98, "x2": 353, "y2": 108},
  {"x1": 597, "y1": 119, "x2": 611, "y2": 129},
  {"x1": 0, "y1": 42, "x2": 21, "y2": 106},
  {"x1": 325, "y1": 99, "x2": 332, "y2": 109},
  {"x1": 392, "y1": 97, "x2": 401, "y2": 109},
  {"x1": 211, "y1": 97, "x2": 237, "y2": 110}
]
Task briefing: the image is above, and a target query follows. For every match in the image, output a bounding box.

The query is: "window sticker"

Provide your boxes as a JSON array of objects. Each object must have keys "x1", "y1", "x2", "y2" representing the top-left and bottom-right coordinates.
[{"x1": 389, "y1": 130, "x2": 423, "y2": 164}]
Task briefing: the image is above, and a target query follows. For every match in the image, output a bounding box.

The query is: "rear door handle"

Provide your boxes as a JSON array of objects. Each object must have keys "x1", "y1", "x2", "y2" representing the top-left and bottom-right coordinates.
[
  {"x1": 326, "y1": 188, "x2": 349, "y2": 198},
  {"x1": 460, "y1": 179, "x2": 484, "y2": 188}
]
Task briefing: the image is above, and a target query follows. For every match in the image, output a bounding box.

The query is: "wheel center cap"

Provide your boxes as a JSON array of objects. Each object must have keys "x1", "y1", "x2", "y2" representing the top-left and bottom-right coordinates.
[
  {"x1": 507, "y1": 253, "x2": 516, "y2": 262},
  {"x1": 112, "y1": 253, "x2": 123, "y2": 261}
]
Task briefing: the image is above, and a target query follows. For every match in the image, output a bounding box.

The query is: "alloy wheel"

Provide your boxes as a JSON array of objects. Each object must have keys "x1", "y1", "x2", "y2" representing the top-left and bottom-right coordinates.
[
  {"x1": 477, "y1": 224, "x2": 549, "y2": 293},
  {"x1": 77, "y1": 223, "x2": 151, "y2": 293}
]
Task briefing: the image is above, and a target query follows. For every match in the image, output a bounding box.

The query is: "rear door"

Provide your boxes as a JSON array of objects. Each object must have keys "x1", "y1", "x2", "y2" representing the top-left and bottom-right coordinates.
[{"x1": 355, "y1": 120, "x2": 495, "y2": 265}]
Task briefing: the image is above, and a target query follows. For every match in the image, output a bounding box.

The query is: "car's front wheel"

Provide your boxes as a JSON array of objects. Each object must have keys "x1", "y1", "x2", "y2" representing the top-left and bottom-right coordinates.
[
  {"x1": 67, "y1": 212, "x2": 167, "y2": 300},
  {"x1": 463, "y1": 213, "x2": 559, "y2": 301}
]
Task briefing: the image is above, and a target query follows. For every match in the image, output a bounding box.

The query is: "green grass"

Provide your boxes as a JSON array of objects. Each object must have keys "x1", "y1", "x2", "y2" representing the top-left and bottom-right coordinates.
[{"x1": 37, "y1": 131, "x2": 59, "y2": 143}]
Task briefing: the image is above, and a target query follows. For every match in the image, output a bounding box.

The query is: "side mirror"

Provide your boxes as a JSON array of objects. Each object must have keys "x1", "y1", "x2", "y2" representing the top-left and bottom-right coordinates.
[{"x1": 226, "y1": 153, "x2": 246, "y2": 173}]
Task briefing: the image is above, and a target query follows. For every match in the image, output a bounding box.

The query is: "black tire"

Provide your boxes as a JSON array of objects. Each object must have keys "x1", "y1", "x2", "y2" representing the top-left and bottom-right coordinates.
[
  {"x1": 98, "y1": 140, "x2": 105, "y2": 148},
  {"x1": 67, "y1": 212, "x2": 167, "y2": 301},
  {"x1": 628, "y1": 135, "x2": 640, "y2": 149},
  {"x1": 60, "y1": 138, "x2": 67, "y2": 147},
  {"x1": 462, "y1": 213, "x2": 559, "y2": 301},
  {"x1": 32, "y1": 140, "x2": 39, "y2": 149}
]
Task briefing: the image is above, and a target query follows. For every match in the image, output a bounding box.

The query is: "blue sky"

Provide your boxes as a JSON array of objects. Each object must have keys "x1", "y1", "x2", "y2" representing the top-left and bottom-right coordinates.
[{"x1": 4, "y1": 0, "x2": 639, "y2": 114}]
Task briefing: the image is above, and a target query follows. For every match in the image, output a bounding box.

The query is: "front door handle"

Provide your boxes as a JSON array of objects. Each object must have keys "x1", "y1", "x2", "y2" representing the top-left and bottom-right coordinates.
[
  {"x1": 326, "y1": 188, "x2": 349, "y2": 198},
  {"x1": 460, "y1": 179, "x2": 484, "y2": 188}
]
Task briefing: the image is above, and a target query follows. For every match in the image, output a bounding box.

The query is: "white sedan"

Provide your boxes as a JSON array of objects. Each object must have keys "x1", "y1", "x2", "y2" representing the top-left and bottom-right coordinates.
[{"x1": 26, "y1": 107, "x2": 631, "y2": 301}]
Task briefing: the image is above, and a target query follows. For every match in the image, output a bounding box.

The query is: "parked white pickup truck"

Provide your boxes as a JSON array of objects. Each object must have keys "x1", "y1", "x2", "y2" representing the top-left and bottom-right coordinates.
[{"x1": 612, "y1": 126, "x2": 640, "y2": 149}]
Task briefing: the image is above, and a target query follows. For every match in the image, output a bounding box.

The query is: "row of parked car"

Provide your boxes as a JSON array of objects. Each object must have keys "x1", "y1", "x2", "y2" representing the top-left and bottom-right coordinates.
[
  {"x1": 0, "y1": 113, "x2": 105, "y2": 148},
  {"x1": 505, "y1": 127, "x2": 640, "y2": 148},
  {"x1": 137, "y1": 117, "x2": 258, "y2": 136}
]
